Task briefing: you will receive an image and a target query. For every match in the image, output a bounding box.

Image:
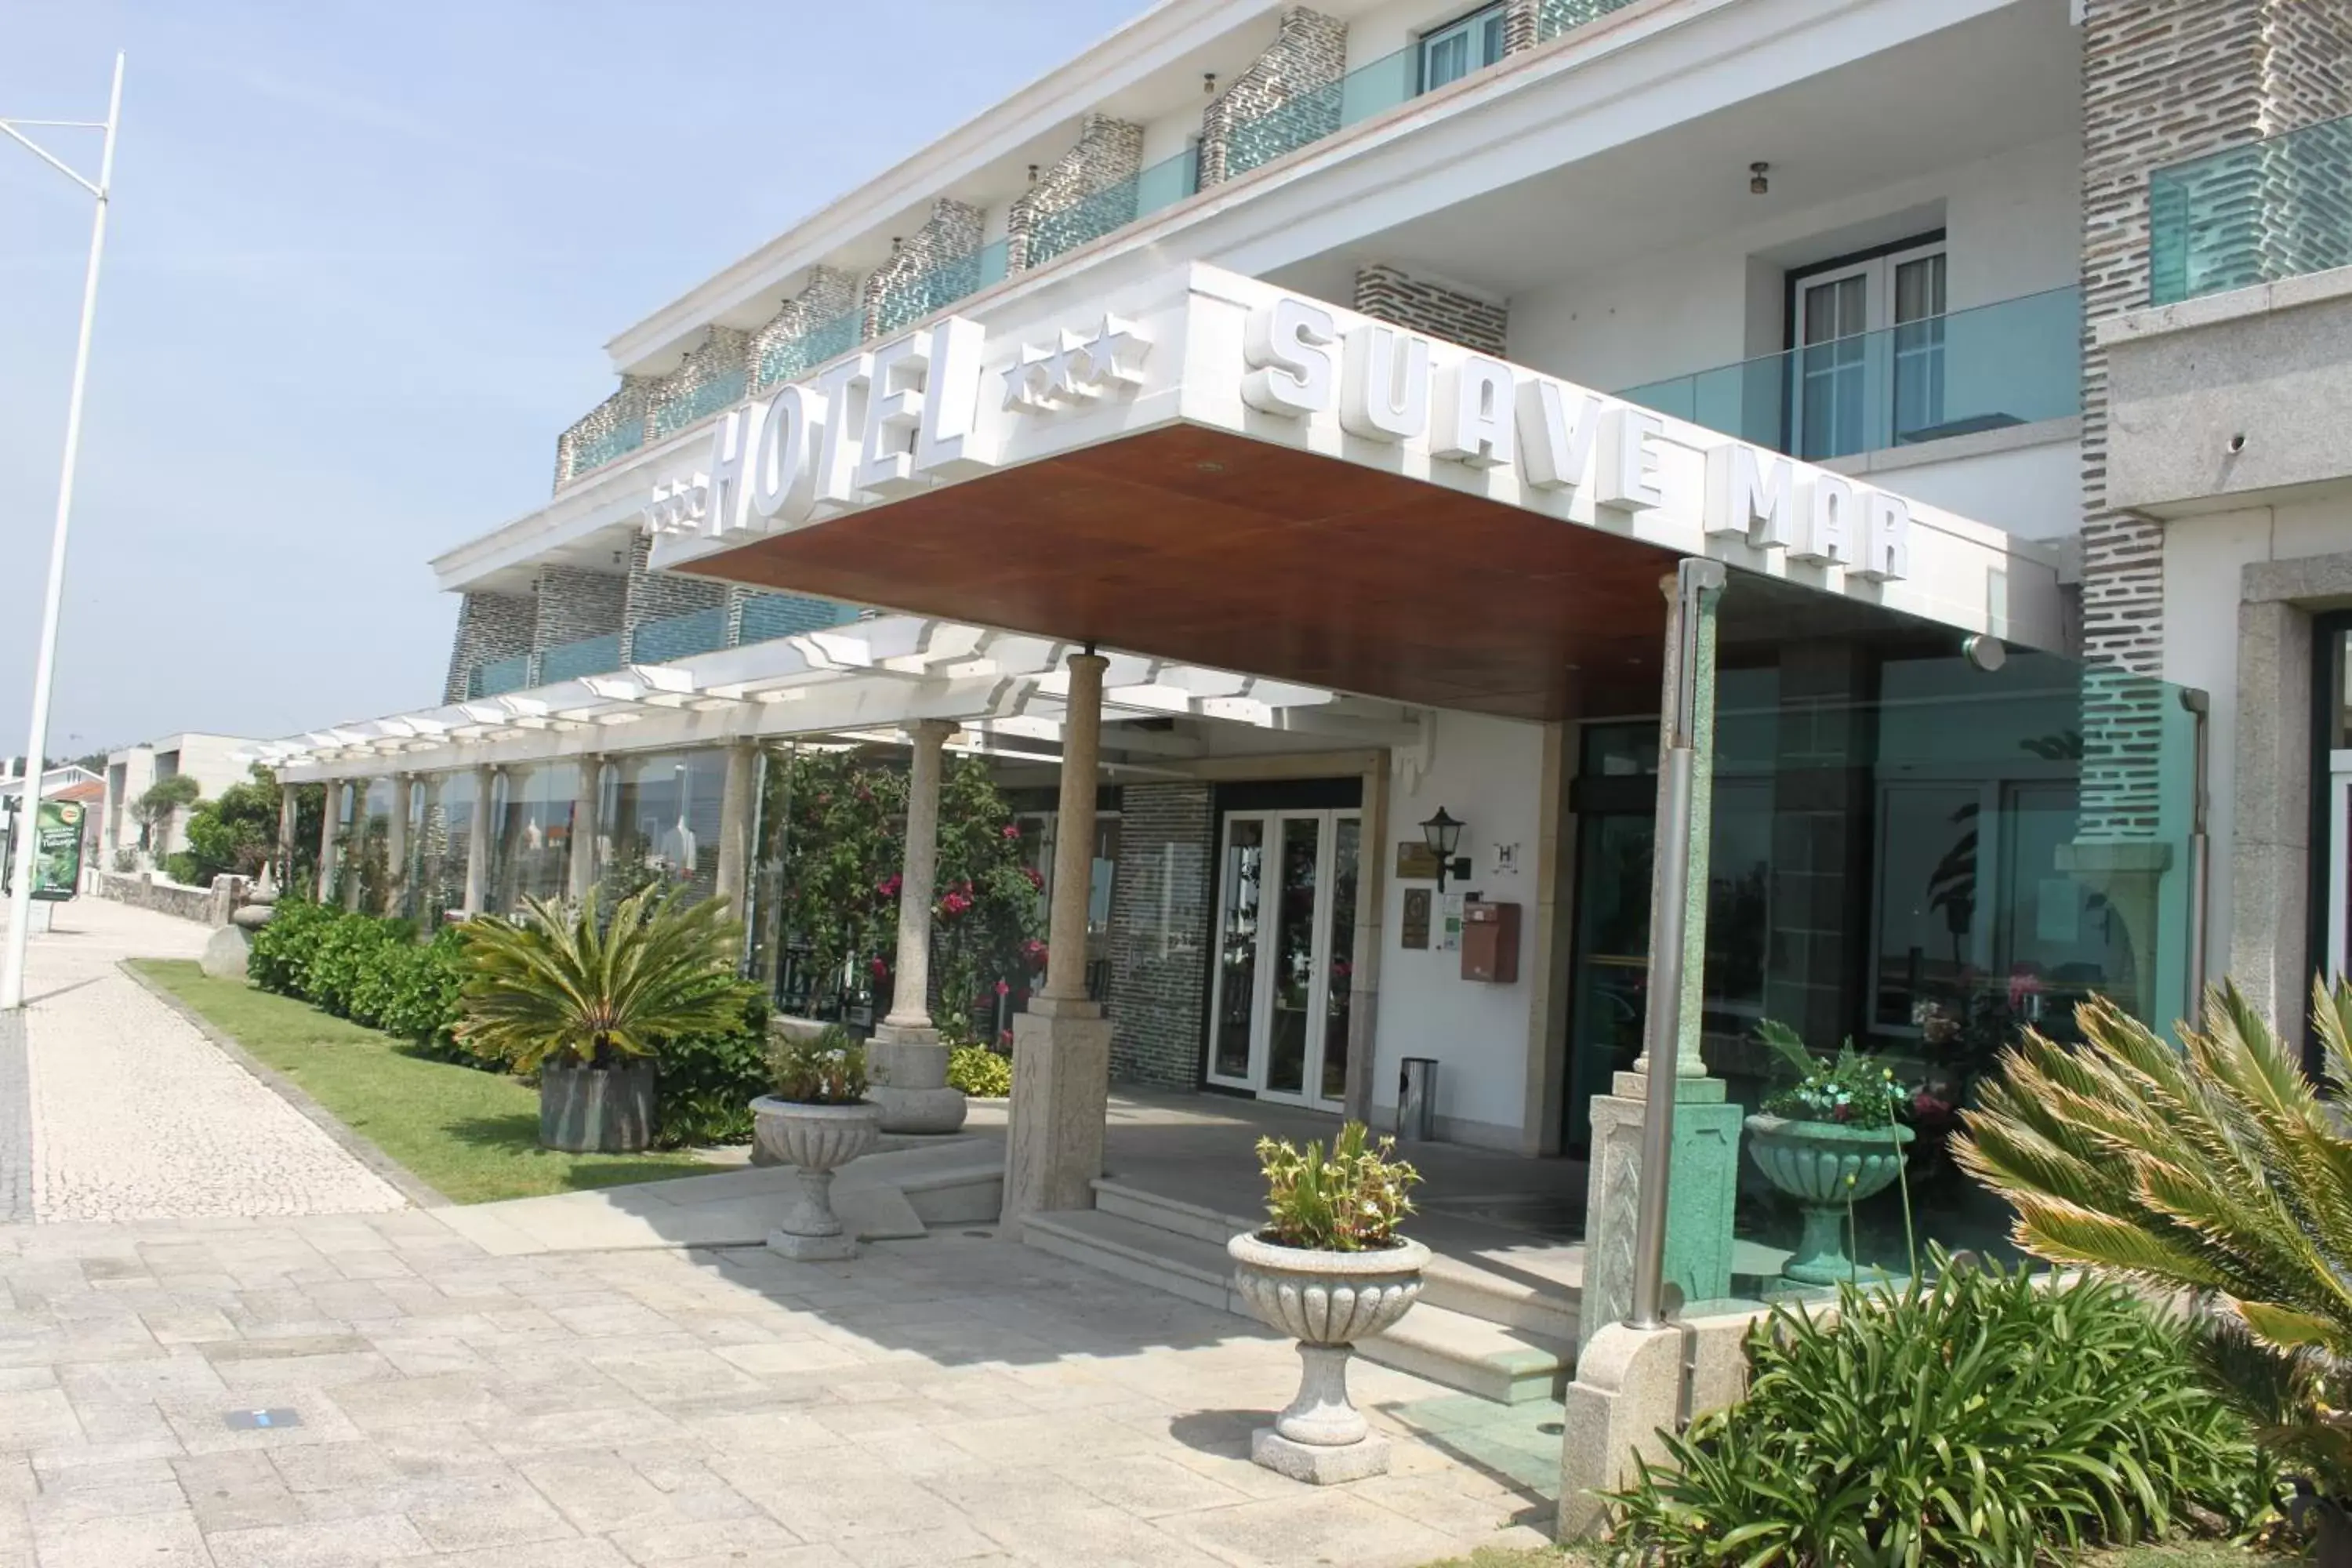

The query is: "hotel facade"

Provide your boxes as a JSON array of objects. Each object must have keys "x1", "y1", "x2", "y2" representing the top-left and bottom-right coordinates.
[{"x1": 252, "y1": 0, "x2": 2352, "y2": 1456}]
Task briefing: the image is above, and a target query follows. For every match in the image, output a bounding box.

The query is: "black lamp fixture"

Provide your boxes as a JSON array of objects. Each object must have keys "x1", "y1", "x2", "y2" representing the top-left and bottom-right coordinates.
[
  {"x1": 1748, "y1": 161, "x2": 1770, "y2": 195},
  {"x1": 1421, "y1": 807, "x2": 1469, "y2": 893}
]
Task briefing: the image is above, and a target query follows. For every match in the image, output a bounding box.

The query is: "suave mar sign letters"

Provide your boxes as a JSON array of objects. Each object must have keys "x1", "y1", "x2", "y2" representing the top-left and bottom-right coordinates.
[{"x1": 643, "y1": 277, "x2": 1912, "y2": 586}]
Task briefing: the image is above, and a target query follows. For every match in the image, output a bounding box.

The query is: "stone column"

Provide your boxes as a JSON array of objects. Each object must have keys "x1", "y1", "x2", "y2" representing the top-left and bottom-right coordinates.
[
  {"x1": 872, "y1": 720, "x2": 966, "y2": 1134},
  {"x1": 568, "y1": 757, "x2": 602, "y2": 902},
  {"x1": 1001, "y1": 652, "x2": 1115, "y2": 1229},
  {"x1": 275, "y1": 782, "x2": 299, "y2": 889},
  {"x1": 383, "y1": 775, "x2": 411, "y2": 921},
  {"x1": 713, "y1": 741, "x2": 758, "y2": 918},
  {"x1": 341, "y1": 786, "x2": 367, "y2": 912},
  {"x1": 462, "y1": 766, "x2": 493, "y2": 916},
  {"x1": 316, "y1": 784, "x2": 343, "y2": 904}
]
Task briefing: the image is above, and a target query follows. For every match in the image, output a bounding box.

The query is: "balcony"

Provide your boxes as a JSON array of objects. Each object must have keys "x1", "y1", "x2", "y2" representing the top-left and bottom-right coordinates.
[
  {"x1": 466, "y1": 655, "x2": 532, "y2": 702},
  {"x1": 630, "y1": 607, "x2": 730, "y2": 666},
  {"x1": 1617, "y1": 286, "x2": 2080, "y2": 464},
  {"x1": 457, "y1": 597, "x2": 862, "y2": 710},
  {"x1": 537, "y1": 633, "x2": 622, "y2": 684},
  {"x1": 2149, "y1": 111, "x2": 2352, "y2": 307}
]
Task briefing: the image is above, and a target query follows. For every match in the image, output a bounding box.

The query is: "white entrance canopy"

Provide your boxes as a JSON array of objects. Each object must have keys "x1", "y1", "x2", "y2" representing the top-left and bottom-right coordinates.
[{"x1": 253, "y1": 615, "x2": 1424, "y2": 785}]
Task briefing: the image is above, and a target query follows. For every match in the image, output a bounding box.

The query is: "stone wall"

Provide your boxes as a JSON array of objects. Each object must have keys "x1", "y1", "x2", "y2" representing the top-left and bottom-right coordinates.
[
  {"x1": 649, "y1": 326, "x2": 752, "y2": 444},
  {"x1": 94, "y1": 871, "x2": 238, "y2": 926},
  {"x1": 554, "y1": 377, "x2": 652, "y2": 490},
  {"x1": 619, "y1": 536, "x2": 728, "y2": 663},
  {"x1": 751, "y1": 266, "x2": 861, "y2": 391},
  {"x1": 862, "y1": 199, "x2": 986, "y2": 339},
  {"x1": 443, "y1": 591, "x2": 537, "y2": 705},
  {"x1": 1106, "y1": 781, "x2": 1215, "y2": 1088},
  {"x1": 533, "y1": 568, "x2": 628, "y2": 662},
  {"x1": 1199, "y1": 8, "x2": 1348, "y2": 189},
  {"x1": 1354, "y1": 263, "x2": 1509, "y2": 357},
  {"x1": 1008, "y1": 114, "x2": 1145, "y2": 274},
  {"x1": 2078, "y1": 0, "x2": 2352, "y2": 838}
]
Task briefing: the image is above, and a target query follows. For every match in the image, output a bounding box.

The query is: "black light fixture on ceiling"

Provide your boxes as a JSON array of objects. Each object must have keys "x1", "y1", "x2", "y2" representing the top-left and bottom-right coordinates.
[
  {"x1": 1203, "y1": 71, "x2": 1218, "y2": 96},
  {"x1": 1421, "y1": 807, "x2": 1469, "y2": 894},
  {"x1": 1749, "y1": 161, "x2": 1770, "y2": 195}
]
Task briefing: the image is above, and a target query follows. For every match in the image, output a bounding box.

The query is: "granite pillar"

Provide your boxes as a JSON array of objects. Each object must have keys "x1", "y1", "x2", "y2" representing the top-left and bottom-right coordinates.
[
  {"x1": 873, "y1": 720, "x2": 967, "y2": 1134},
  {"x1": 462, "y1": 766, "x2": 493, "y2": 916}
]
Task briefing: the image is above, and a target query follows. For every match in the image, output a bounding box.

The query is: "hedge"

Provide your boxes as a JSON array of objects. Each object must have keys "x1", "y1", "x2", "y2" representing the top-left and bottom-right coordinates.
[{"x1": 245, "y1": 898, "x2": 771, "y2": 1148}]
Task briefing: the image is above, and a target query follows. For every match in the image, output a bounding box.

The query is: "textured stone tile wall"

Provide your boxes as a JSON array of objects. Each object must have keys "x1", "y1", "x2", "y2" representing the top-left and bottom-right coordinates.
[
  {"x1": 1199, "y1": 8, "x2": 1348, "y2": 189},
  {"x1": 751, "y1": 266, "x2": 862, "y2": 391},
  {"x1": 1008, "y1": 114, "x2": 1145, "y2": 274},
  {"x1": 442, "y1": 592, "x2": 536, "y2": 705},
  {"x1": 554, "y1": 378, "x2": 652, "y2": 491},
  {"x1": 533, "y1": 567, "x2": 629, "y2": 661},
  {"x1": 649, "y1": 326, "x2": 753, "y2": 443},
  {"x1": 2080, "y1": 0, "x2": 2352, "y2": 837},
  {"x1": 1353, "y1": 263, "x2": 1509, "y2": 357},
  {"x1": 862, "y1": 199, "x2": 986, "y2": 339},
  {"x1": 1107, "y1": 781, "x2": 1214, "y2": 1089},
  {"x1": 619, "y1": 536, "x2": 728, "y2": 663}
]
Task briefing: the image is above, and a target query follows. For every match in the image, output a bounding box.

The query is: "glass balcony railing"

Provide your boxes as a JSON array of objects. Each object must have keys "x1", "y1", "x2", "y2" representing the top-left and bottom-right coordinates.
[
  {"x1": 1617, "y1": 285, "x2": 2082, "y2": 464},
  {"x1": 651, "y1": 369, "x2": 749, "y2": 441},
  {"x1": 739, "y1": 593, "x2": 857, "y2": 644},
  {"x1": 2149, "y1": 111, "x2": 2352, "y2": 306},
  {"x1": 537, "y1": 633, "x2": 622, "y2": 684},
  {"x1": 872, "y1": 240, "x2": 1011, "y2": 338},
  {"x1": 466, "y1": 655, "x2": 532, "y2": 702},
  {"x1": 569, "y1": 421, "x2": 644, "y2": 477},
  {"x1": 630, "y1": 606, "x2": 730, "y2": 665},
  {"x1": 755, "y1": 310, "x2": 862, "y2": 392}
]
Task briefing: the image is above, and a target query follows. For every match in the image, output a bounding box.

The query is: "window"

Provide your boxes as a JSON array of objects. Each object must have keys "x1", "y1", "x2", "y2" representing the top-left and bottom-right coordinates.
[
  {"x1": 1420, "y1": 4, "x2": 1506, "y2": 92},
  {"x1": 1790, "y1": 239, "x2": 1947, "y2": 459}
]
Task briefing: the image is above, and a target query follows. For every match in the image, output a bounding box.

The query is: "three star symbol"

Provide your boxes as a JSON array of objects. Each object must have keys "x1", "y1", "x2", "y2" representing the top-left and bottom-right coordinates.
[{"x1": 1003, "y1": 315, "x2": 1151, "y2": 413}]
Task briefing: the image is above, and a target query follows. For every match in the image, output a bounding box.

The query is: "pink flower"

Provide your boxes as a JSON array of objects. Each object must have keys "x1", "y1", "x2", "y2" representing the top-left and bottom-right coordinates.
[
  {"x1": 1002, "y1": 823, "x2": 1020, "y2": 840},
  {"x1": 1911, "y1": 1091, "x2": 1953, "y2": 1123},
  {"x1": 1022, "y1": 866, "x2": 1044, "y2": 891},
  {"x1": 876, "y1": 873, "x2": 902, "y2": 898},
  {"x1": 994, "y1": 979, "x2": 1011, "y2": 997},
  {"x1": 867, "y1": 957, "x2": 889, "y2": 978}
]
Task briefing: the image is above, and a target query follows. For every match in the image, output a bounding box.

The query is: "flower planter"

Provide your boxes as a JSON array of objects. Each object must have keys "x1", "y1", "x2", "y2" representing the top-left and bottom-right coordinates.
[
  {"x1": 753, "y1": 1096, "x2": 880, "y2": 1261},
  {"x1": 1744, "y1": 1113, "x2": 1915, "y2": 1286},
  {"x1": 1228, "y1": 1231, "x2": 1431, "y2": 1483},
  {"x1": 539, "y1": 1062, "x2": 655, "y2": 1153}
]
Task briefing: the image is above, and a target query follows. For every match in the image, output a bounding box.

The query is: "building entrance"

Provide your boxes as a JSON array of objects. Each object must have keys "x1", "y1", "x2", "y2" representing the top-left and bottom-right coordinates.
[{"x1": 1203, "y1": 807, "x2": 1360, "y2": 1109}]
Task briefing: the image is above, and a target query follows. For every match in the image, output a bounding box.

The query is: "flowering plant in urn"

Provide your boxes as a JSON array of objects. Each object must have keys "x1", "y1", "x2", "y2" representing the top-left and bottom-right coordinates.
[
  {"x1": 1228, "y1": 1123, "x2": 1432, "y2": 1484},
  {"x1": 1745, "y1": 1021, "x2": 1917, "y2": 1286},
  {"x1": 754, "y1": 1024, "x2": 880, "y2": 1261}
]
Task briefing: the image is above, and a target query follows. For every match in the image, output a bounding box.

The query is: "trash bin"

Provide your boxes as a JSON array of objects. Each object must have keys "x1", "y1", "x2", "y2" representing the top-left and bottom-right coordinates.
[{"x1": 1396, "y1": 1057, "x2": 1438, "y2": 1142}]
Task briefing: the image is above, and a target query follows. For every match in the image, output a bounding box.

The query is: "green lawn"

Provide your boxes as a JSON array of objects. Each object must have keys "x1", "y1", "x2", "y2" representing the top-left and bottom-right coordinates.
[{"x1": 133, "y1": 960, "x2": 712, "y2": 1204}]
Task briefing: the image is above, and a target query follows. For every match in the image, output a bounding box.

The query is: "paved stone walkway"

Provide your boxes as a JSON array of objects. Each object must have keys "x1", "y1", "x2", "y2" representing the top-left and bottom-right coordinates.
[
  {"x1": 0, "y1": 1210, "x2": 1553, "y2": 1567},
  {"x1": 4, "y1": 898, "x2": 405, "y2": 1224}
]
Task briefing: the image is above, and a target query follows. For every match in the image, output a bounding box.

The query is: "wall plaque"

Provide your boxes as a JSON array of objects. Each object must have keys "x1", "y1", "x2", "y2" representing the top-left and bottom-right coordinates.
[{"x1": 1401, "y1": 887, "x2": 1432, "y2": 949}]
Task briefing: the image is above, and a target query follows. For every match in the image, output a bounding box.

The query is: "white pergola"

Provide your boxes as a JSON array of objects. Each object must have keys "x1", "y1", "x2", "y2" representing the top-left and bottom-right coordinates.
[{"x1": 251, "y1": 615, "x2": 1429, "y2": 784}]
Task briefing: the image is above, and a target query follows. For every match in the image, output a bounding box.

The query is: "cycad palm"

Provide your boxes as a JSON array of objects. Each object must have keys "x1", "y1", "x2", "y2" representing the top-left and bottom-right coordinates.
[
  {"x1": 1957, "y1": 978, "x2": 2352, "y2": 1506},
  {"x1": 457, "y1": 886, "x2": 746, "y2": 1072}
]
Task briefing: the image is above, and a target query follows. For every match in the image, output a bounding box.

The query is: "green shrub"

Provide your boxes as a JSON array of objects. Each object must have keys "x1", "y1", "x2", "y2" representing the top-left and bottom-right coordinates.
[
  {"x1": 947, "y1": 1044, "x2": 1011, "y2": 1098},
  {"x1": 1606, "y1": 1251, "x2": 2279, "y2": 1566},
  {"x1": 1253, "y1": 1121, "x2": 1420, "y2": 1251},
  {"x1": 247, "y1": 898, "x2": 337, "y2": 995},
  {"x1": 349, "y1": 924, "x2": 468, "y2": 1044},
  {"x1": 653, "y1": 989, "x2": 769, "y2": 1149},
  {"x1": 302, "y1": 915, "x2": 413, "y2": 1019}
]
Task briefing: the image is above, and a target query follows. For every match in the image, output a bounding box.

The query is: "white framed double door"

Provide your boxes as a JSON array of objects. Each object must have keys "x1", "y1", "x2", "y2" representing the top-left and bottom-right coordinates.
[{"x1": 1205, "y1": 809, "x2": 1361, "y2": 1109}]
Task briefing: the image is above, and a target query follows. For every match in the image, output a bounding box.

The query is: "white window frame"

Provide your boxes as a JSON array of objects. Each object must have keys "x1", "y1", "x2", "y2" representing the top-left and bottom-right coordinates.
[
  {"x1": 1418, "y1": 2, "x2": 1507, "y2": 93},
  {"x1": 1790, "y1": 239, "x2": 1947, "y2": 459}
]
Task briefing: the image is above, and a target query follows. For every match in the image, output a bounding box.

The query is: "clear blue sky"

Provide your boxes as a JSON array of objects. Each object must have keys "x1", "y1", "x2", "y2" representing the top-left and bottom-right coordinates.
[{"x1": 0, "y1": 1, "x2": 1152, "y2": 762}]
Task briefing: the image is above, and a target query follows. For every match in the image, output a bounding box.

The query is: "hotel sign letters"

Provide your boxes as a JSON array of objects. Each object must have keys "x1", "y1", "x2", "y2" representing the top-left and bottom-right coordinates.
[{"x1": 643, "y1": 283, "x2": 1909, "y2": 586}]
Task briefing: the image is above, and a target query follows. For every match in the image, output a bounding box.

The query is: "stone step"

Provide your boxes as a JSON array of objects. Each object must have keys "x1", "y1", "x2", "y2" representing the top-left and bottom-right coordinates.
[
  {"x1": 1091, "y1": 1178, "x2": 1252, "y2": 1244},
  {"x1": 1019, "y1": 1208, "x2": 1238, "y2": 1313},
  {"x1": 1356, "y1": 1302, "x2": 1573, "y2": 1406},
  {"x1": 1420, "y1": 1253, "x2": 1581, "y2": 1345}
]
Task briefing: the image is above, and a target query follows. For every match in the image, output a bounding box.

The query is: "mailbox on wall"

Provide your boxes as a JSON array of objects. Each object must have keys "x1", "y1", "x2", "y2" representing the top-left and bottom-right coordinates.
[{"x1": 1459, "y1": 899, "x2": 1519, "y2": 984}]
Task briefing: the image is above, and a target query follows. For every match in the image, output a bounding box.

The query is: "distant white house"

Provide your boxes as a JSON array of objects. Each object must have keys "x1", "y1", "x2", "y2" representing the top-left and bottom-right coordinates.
[{"x1": 100, "y1": 734, "x2": 259, "y2": 872}]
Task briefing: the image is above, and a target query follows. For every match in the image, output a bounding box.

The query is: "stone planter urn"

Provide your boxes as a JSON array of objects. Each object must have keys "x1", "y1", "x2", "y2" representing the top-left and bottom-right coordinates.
[
  {"x1": 1228, "y1": 1231, "x2": 1431, "y2": 1483},
  {"x1": 754, "y1": 1095, "x2": 880, "y2": 1261},
  {"x1": 1744, "y1": 1113, "x2": 1916, "y2": 1286},
  {"x1": 540, "y1": 1062, "x2": 655, "y2": 1153}
]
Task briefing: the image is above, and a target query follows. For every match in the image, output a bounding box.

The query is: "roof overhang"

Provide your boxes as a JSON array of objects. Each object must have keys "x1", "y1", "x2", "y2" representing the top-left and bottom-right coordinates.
[{"x1": 606, "y1": 263, "x2": 2061, "y2": 720}]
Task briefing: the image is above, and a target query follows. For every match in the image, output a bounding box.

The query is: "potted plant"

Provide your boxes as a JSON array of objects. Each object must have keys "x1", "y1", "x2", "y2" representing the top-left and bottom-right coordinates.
[
  {"x1": 1227, "y1": 1122, "x2": 1428, "y2": 1484},
  {"x1": 754, "y1": 1024, "x2": 879, "y2": 1261},
  {"x1": 1743, "y1": 1020, "x2": 1915, "y2": 1287},
  {"x1": 456, "y1": 886, "x2": 746, "y2": 1153}
]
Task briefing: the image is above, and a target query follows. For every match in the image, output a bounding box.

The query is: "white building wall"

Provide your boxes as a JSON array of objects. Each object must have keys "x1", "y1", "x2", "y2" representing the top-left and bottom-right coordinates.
[{"x1": 1371, "y1": 708, "x2": 1545, "y2": 1149}]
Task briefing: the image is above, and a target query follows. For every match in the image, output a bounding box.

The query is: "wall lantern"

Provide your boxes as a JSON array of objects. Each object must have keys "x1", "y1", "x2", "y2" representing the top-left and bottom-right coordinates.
[{"x1": 1421, "y1": 807, "x2": 1469, "y2": 893}]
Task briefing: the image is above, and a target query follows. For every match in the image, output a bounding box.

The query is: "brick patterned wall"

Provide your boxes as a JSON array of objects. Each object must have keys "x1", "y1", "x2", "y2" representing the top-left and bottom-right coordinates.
[
  {"x1": 1353, "y1": 263, "x2": 1509, "y2": 357},
  {"x1": 751, "y1": 266, "x2": 861, "y2": 391},
  {"x1": 1200, "y1": 8, "x2": 1348, "y2": 189},
  {"x1": 619, "y1": 535, "x2": 728, "y2": 663},
  {"x1": 2259, "y1": 6, "x2": 2352, "y2": 285},
  {"x1": 554, "y1": 377, "x2": 652, "y2": 492},
  {"x1": 1008, "y1": 114, "x2": 1145, "y2": 274},
  {"x1": 533, "y1": 568, "x2": 627, "y2": 660},
  {"x1": 649, "y1": 326, "x2": 752, "y2": 442},
  {"x1": 1107, "y1": 781, "x2": 1214, "y2": 1089},
  {"x1": 862, "y1": 199, "x2": 986, "y2": 339},
  {"x1": 442, "y1": 592, "x2": 536, "y2": 705},
  {"x1": 2079, "y1": 0, "x2": 2352, "y2": 837}
]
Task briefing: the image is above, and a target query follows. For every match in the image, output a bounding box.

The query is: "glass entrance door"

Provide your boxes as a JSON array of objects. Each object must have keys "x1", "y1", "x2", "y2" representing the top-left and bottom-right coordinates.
[{"x1": 1205, "y1": 809, "x2": 1358, "y2": 1108}]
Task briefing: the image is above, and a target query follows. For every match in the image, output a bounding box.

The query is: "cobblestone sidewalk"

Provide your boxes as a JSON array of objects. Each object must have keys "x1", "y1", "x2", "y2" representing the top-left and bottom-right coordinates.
[
  {"x1": 0, "y1": 1210, "x2": 1552, "y2": 1567},
  {"x1": 3, "y1": 898, "x2": 405, "y2": 1224}
]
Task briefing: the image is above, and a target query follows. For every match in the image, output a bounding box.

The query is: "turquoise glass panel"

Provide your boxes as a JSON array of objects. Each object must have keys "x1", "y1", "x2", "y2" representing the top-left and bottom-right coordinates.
[
  {"x1": 738, "y1": 593, "x2": 855, "y2": 644},
  {"x1": 537, "y1": 633, "x2": 621, "y2": 684},
  {"x1": 652, "y1": 369, "x2": 747, "y2": 441},
  {"x1": 756, "y1": 311, "x2": 862, "y2": 390},
  {"x1": 2147, "y1": 113, "x2": 2352, "y2": 305},
  {"x1": 467, "y1": 655, "x2": 531, "y2": 701},
  {"x1": 570, "y1": 422, "x2": 644, "y2": 476},
  {"x1": 873, "y1": 239, "x2": 1010, "y2": 337},
  {"x1": 1617, "y1": 285, "x2": 2081, "y2": 462},
  {"x1": 1134, "y1": 146, "x2": 1200, "y2": 222},
  {"x1": 630, "y1": 607, "x2": 728, "y2": 665}
]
